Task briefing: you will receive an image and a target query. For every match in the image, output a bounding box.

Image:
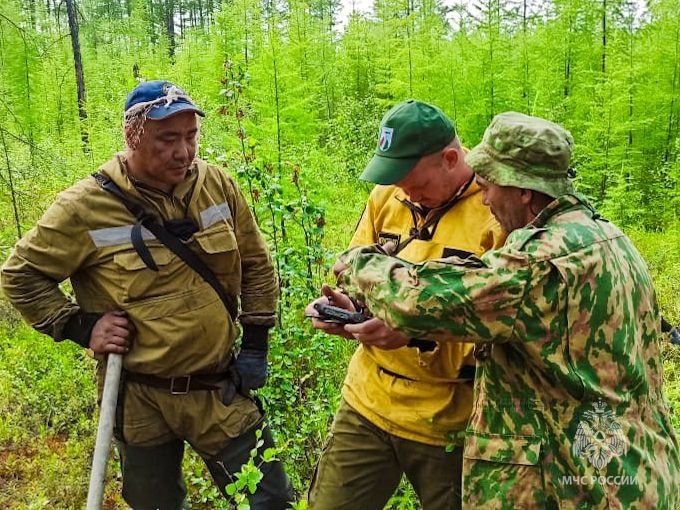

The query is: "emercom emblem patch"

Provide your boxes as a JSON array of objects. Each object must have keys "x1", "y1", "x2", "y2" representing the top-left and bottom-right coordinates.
[{"x1": 378, "y1": 231, "x2": 401, "y2": 246}]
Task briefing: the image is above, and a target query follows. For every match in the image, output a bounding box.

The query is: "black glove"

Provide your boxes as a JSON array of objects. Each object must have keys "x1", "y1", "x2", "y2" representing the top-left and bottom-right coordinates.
[
  {"x1": 220, "y1": 376, "x2": 238, "y2": 406},
  {"x1": 60, "y1": 311, "x2": 103, "y2": 347},
  {"x1": 231, "y1": 348, "x2": 268, "y2": 393}
]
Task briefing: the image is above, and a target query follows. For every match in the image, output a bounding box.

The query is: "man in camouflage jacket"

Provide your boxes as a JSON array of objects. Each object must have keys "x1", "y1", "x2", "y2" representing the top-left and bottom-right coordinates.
[{"x1": 333, "y1": 112, "x2": 680, "y2": 508}]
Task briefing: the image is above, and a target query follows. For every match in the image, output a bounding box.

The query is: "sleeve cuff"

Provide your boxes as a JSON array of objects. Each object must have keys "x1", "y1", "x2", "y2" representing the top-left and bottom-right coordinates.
[
  {"x1": 60, "y1": 312, "x2": 102, "y2": 348},
  {"x1": 241, "y1": 324, "x2": 270, "y2": 351}
]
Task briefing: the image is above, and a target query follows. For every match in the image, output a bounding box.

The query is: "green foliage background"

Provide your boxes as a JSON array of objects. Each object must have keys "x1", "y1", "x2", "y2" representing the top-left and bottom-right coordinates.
[{"x1": 0, "y1": 0, "x2": 679, "y2": 507}]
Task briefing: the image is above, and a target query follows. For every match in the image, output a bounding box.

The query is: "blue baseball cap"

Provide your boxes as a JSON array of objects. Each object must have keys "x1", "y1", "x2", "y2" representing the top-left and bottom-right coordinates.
[{"x1": 124, "y1": 80, "x2": 205, "y2": 120}]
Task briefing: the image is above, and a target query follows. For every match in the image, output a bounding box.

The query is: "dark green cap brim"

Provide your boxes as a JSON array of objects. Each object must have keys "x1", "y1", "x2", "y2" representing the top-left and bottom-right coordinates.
[{"x1": 359, "y1": 154, "x2": 421, "y2": 184}]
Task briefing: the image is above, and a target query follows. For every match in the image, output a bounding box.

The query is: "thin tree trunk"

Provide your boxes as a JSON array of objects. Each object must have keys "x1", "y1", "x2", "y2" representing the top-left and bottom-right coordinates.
[
  {"x1": 0, "y1": 20, "x2": 4, "y2": 68},
  {"x1": 147, "y1": 0, "x2": 155, "y2": 43},
  {"x1": 1, "y1": 128, "x2": 22, "y2": 239},
  {"x1": 623, "y1": 9, "x2": 634, "y2": 193},
  {"x1": 27, "y1": 0, "x2": 36, "y2": 29},
  {"x1": 600, "y1": 90, "x2": 613, "y2": 201},
  {"x1": 664, "y1": 25, "x2": 679, "y2": 163},
  {"x1": 267, "y1": 3, "x2": 286, "y2": 243},
  {"x1": 273, "y1": 55, "x2": 282, "y2": 185},
  {"x1": 522, "y1": 0, "x2": 529, "y2": 111},
  {"x1": 487, "y1": 0, "x2": 497, "y2": 118},
  {"x1": 0, "y1": 13, "x2": 36, "y2": 164},
  {"x1": 65, "y1": 0, "x2": 89, "y2": 153},
  {"x1": 355, "y1": 23, "x2": 361, "y2": 95},
  {"x1": 243, "y1": 0, "x2": 249, "y2": 67},
  {"x1": 179, "y1": 0, "x2": 185, "y2": 35},
  {"x1": 601, "y1": 0, "x2": 607, "y2": 74},
  {"x1": 626, "y1": 10, "x2": 634, "y2": 155},
  {"x1": 166, "y1": 0, "x2": 176, "y2": 59},
  {"x1": 406, "y1": 0, "x2": 413, "y2": 95},
  {"x1": 564, "y1": 12, "x2": 573, "y2": 98},
  {"x1": 22, "y1": 23, "x2": 34, "y2": 163},
  {"x1": 449, "y1": 46, "x2": 458, "y2": 121}
]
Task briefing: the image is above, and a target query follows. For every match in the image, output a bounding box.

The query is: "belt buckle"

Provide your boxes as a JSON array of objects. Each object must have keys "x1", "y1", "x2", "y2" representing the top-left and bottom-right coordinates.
[{"x1": 170, "y1": 375, "x2": 191, "y2": 394}]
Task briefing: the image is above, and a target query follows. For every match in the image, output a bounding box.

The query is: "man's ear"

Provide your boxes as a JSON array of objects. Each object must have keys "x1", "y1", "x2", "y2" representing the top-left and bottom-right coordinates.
[
  {"x1": 442, "y1": 147, "x2": 459, "y2": 167},
  {"x1": 519, "y1": 188, "x2": 534, "y2": 205}
]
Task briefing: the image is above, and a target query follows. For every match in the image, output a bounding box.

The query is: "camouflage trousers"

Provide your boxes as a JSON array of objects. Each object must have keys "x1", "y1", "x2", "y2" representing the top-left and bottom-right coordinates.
[{"x1": 308, "y1": 399, "x2": 463, "y2": 510}]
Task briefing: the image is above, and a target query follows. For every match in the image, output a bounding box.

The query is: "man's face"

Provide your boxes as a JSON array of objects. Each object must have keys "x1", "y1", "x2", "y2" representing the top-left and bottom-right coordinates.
[
  {"x1": 128, "y1": 111, "x2": 198, "y2": 191},
  {"x1": 475, "y1": 176, "x2": 529, "y2": 233},
  {"x1": 395, "y1": 152, "x2": 451, "y2": 208}
]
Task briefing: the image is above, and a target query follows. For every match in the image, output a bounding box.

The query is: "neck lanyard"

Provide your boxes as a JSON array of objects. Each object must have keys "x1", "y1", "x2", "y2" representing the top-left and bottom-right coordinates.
[{"x1": 393, "y1": 175, "x2": 474, "y2": 256}]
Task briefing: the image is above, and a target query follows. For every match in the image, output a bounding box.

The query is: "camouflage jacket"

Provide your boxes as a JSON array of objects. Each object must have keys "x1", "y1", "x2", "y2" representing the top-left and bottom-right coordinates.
[{"x1": 338, "y1": 194, "x2": 680, "y2": 509}]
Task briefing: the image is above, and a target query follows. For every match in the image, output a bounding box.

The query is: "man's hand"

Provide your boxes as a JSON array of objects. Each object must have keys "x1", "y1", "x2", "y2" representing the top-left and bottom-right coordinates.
[
  {"x1": 89, "y1": 311, "x2": 134, "y2": 354},
  {"x1": 306, "y1": 284, "x2": 356, "y2": 339},
  {"x1": 306, "y1": 284, "x2": 408, "y2": 349},
  {"x1": 332, "y1": 259, "x2": 349, "y2": 280},
  {"x1": 334, "y1": 241, "x2": 397, "y2": 281},
  {"x1": 345, "y1": 317, "x2": 410, "y2": 350}
]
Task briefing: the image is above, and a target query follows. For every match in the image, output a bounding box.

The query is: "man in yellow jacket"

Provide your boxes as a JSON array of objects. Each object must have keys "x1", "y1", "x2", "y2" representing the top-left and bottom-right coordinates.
[
  {"x1": 307, "y1": 100, "x2": 506, "y2": 509},
  {"x1": 1, "y1": 80, "x2": 293, "y2": 509}
]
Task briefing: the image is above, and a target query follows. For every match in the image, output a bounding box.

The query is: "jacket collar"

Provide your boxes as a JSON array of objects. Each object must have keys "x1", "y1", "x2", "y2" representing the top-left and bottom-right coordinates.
[
  {"x1": 530, "y1": 193, "x2": 597, "y2": 229},
  {"x1": 97, "y1": 153, "x2": 205, "y2": 204},
  {"x1": 394, "y1": 176, "x2": 480, "y2": 218}
]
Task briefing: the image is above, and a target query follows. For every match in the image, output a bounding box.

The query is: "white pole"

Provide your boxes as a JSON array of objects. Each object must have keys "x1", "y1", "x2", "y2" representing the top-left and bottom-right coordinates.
[{"x1": 86, "y1": 353, "x2": 123, "y2": 510}]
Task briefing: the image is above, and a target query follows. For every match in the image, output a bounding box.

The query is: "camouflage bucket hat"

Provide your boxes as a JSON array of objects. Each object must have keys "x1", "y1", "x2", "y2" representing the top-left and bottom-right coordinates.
[{"x1": 466, "y1": 112, "x2": 574, "y2": 198}]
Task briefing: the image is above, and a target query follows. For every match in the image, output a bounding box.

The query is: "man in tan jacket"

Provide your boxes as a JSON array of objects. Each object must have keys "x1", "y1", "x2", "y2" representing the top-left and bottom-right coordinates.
[{"x1": 1, "y1": 80, "x2": 293, "y2": 509}]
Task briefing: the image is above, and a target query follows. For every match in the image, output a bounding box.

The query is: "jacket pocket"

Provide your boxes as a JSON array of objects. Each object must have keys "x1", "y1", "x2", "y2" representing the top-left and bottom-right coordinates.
[
  {"x1": 193, "y1": 225, "x2": 241, "y2": 294},
  {"x1": 463, "y1": 433, "x2": 546, "y2": 507},
  {"x1": 113, "y1": 245, "x2": 175, "y2": 300},
  {"x1": 464, "y1": 432, "x2": 541, "y2": 465}
]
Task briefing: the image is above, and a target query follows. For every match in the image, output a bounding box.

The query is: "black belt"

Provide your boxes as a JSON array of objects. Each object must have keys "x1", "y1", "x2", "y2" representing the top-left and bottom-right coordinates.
[
  {"x1": 124, "y1": 370, "x2": 228, "y2": 394},
  {"x1": 380, "y1": 365, "x2": 476, "y2": 382}
]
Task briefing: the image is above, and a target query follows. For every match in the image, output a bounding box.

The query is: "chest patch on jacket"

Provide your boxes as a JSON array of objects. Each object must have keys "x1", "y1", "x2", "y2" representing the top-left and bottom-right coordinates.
[
  {"x1": 442, "y1": 247, "x2": 474, "y2": 259},
  {"x1": 378, "y1": 231, "x2": 401, "y2": 246}
]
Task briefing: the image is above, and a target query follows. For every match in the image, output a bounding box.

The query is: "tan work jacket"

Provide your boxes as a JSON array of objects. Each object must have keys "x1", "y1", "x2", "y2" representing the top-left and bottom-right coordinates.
[{"x1": 1, "y1": 156, "x2": 277, "y2": 377}]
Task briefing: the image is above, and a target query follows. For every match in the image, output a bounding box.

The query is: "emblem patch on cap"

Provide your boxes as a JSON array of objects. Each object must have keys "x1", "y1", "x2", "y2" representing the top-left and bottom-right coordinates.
[
  {"x1": 378, "y1": 127, "x2": 394, "y2": 152},
  {"x1": 162, "y1": 82, "x2": 186, "y2": 95}
]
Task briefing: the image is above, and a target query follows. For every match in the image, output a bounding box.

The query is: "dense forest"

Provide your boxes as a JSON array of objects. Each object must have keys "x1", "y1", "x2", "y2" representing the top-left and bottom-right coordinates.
[{"x1": 1, "y1": 0, "x2": 679, "y2": 507}]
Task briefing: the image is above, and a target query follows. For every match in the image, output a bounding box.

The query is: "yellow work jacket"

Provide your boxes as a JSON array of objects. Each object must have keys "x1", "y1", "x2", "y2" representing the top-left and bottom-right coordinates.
[
  {"x1": 342, "y1": 181, "x2": 506, "y2": 445},
  {"x1": 1, "y1": 156, "x2": 277, "y2": 377}
]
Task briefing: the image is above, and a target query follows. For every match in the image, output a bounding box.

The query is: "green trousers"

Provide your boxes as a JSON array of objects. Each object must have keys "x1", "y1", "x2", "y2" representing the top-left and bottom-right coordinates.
[
  {"x1": 117, "y1": 419, "x2": 293, "y2": 510},
  {"x1": 113, "y1": 380, "x2": 293, "y2": 510},
  {"x1": 308, "y1": 400, "x2": 463, "y2": 510}
]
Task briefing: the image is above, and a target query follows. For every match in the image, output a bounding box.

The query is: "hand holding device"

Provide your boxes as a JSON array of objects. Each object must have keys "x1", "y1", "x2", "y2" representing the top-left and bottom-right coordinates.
[{"x1": 312, "y1": 303, "x2": 370, "y2": 325}]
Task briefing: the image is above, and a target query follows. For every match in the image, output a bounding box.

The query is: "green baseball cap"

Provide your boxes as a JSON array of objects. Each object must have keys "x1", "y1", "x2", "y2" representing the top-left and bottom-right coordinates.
[
  {"x1": 360, "y1": 100, "x2": 456, "y2": 185},
  {"x1": 466, "y1": 112, "x2": 574, "y2": 198}
]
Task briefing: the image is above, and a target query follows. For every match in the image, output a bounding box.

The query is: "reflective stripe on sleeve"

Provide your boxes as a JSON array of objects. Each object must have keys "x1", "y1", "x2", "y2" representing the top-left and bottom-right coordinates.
[
  {"x1": 200, "y1": 202, "x2": 231, "y2": 229},
  {"x1": 88, "y1": 225, "x2": 155, "y2": 247}
]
